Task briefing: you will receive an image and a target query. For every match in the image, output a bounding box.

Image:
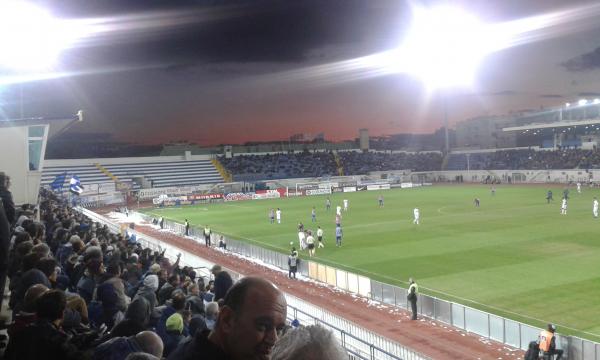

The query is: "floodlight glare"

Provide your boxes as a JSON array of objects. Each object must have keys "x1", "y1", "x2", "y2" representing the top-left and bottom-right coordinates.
[
  {"x1": 578, "y1": 99, "x2": 588, "y2": 106},
  {"x1": 594, "y1": 99, "x2": 600, "y2": 104},
  {"x1": 565, "y1": 102, "x2": 571, "y2": 107},
  {"x1": 393, "y1": 5, "x2": 506, "y2": 90},
  {"x1": 0, "y1": 1, "x2": 87, "y2": 70}
]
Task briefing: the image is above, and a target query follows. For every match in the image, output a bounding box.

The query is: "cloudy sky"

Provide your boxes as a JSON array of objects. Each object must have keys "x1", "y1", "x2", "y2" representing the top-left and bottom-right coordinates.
[{"x1": 3, "y1": 0, "x2": 600, "y2": 145}]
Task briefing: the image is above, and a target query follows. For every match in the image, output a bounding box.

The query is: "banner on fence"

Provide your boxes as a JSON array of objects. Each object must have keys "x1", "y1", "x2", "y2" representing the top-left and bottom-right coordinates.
[
  {"x1": 366, "y1": 184, "x2": 391, "y2": 191},
  {"x1": 139, "y1": 185, "x2": 204, "y2": 199},
  {"x1": 188, "y1": 194, "x2": 223, "y2": 200},
  {"x1": 305, "y1": 188, "x2": 332, "y2": 196},
  {"x1": 343, "y1": 186, "x2": 356, "y2": 192},
  {"x1": 225, "y1": 192, "x2": 254, "y2": 201}
]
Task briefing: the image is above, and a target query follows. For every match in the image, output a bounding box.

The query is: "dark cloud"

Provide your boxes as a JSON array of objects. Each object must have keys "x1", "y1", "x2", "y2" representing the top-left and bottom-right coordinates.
[
  {"x1": 562, "y1": 47, "x2": 600, "y2": 72},
  {"x1": 577, "y1": 92, "x2": 600, "y2": 97},
  {"x1": 540, "y1": 94, "x2": 563, "y2": 98},
  {"x1": 491, "y1": 90, "x2": 517, "y2": 96},
  {"x1": 44, "y1": 0, "x2": 404, "y2": 72}
]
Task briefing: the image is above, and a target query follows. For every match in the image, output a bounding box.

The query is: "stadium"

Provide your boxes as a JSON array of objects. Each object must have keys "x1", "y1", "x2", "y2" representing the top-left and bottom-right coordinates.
[{"x1": 2, "y1": 1, "x2": 600, "y2": 360}]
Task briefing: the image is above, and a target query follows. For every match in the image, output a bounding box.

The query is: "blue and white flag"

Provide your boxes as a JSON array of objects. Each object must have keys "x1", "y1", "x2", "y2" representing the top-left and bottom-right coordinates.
[
  {"x1": 69, "y1": 175, "x2": 83, "y2": 195},
  {"x1": 50, "y1": 171, "x2": 67, "y2": 191}
]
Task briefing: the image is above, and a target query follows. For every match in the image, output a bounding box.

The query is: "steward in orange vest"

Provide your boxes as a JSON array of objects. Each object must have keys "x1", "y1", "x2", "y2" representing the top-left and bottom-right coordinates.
[{"x1": 539, "y1": 324, "x2": 563, "y2": 360}]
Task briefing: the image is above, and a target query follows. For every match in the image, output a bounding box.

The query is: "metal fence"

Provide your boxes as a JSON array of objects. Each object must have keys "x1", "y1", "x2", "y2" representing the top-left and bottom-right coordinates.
[{"x1": 133, "y1": 212, "x2": 600, "y2": 360}]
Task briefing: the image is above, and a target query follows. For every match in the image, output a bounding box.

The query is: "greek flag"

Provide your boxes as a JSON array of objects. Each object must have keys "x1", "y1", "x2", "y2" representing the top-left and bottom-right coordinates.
[
  {"x1": 69, "y1": 175, "x2": 83, "y2": 195},
  {"x1": 50, "y1": 172, "x2": 67, "y2": 191}
]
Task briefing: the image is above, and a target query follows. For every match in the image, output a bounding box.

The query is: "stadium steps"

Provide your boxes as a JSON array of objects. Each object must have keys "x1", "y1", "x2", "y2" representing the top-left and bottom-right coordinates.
[
  {"x1": 211, "y1": 158, "x2": 232, "y2": 182},
  {"x1": 42, "y1": 159, "x2": 224, "y2": 189}
]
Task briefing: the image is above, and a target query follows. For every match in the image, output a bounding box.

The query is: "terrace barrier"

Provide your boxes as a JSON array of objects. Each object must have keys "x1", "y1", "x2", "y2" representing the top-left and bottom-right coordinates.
[{"x1": 78, "y1": 208, "x2": 427, "y2": 360}]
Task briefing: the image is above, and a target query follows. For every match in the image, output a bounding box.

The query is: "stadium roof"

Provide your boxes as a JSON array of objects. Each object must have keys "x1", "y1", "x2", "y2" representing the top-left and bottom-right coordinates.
[{"x1": 503, "y1": 118, "x2": 600, "y2": 132}]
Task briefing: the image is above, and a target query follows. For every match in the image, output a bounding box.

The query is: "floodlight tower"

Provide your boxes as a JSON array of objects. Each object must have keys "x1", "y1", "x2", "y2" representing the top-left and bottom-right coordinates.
[{"x1": 396, "y1": 5, "x2": 496, "y2": 153}]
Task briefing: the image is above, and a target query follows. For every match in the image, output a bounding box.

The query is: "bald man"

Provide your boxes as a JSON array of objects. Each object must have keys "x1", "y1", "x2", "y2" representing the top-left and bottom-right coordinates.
[{"x1": 169, "y1": 276, "x2": 287, "y2": 360}]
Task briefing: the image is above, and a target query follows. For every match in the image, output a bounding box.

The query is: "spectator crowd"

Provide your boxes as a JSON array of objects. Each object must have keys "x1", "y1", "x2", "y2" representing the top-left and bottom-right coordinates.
[
  {"x1": 448, "y1": 148, "x2": 600, "y2": 171},
  {"x1": 0, "y1": 172, "x2": 348, "y2": 360},
  {"x1": 220, "y1": 151, "x2": 443, "y2": 180}
]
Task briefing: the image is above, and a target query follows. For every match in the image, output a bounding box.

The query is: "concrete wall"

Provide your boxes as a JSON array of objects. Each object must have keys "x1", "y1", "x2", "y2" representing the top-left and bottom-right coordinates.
[{"x1": 0, "y1": 125, "x2": 43, "y2": 204}]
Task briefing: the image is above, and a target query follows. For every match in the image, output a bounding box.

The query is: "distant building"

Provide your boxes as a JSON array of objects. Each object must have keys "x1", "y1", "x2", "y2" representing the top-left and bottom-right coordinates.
[
  {"x1": 454, "y1": 116, "x2": 516, "y2": 149},
  {"x1": 359, "y1": 129, "x2": 369, "y2": 151},
  {"x1": 289, "y1": 132, "x2": 325, "y2": 143}
]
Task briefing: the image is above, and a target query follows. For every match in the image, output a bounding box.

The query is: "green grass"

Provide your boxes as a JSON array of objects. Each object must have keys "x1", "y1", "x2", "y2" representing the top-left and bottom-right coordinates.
[{"x1": 141, "y1": 185, "x2": 600, "y2": 341}]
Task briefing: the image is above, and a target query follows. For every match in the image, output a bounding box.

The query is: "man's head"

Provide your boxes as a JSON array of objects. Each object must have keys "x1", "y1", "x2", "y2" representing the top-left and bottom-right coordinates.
[
  {"x1": 189, "y1": 283, "x2": 200, "y2": 296},
  {"x1": 548, "y1": 324, "x2": 556, "y2": 332},
  {"x1": 171, "y1": 292, "x2": 186, "y2": 311},
  {"x1": 36, "y1": 257, "x2": 58, "y2": 283},
  {"x1": 210, "y1": 277, "x2": 287, "y2": 360},
  {"x1": 271, "y1": 325, "x2": 347, "y2": 360},
  {"x1": 23, "y1": 284, "x2": 49, "y2": 313},
  {"x1": 211, "y1": 264, "x2": 222, "y2": 276},
  {"x1": 36, "y1": 289, "x2": 67, "y2": 322},
  {"x1": 168, "y1": 274, "x2": 180, "y2": 287},
  {"x1": 133, "y1": 331, "x2": 164, "y2": 358}
]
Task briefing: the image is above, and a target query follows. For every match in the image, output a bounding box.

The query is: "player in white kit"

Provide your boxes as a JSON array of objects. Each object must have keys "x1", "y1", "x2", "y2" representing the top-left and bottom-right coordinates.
[
  {"x1": 561, "y1": 199, "x2": 567, "y2": 215},
  {"x1": 336, "y1": 205, "x2": 342, "y2": 216},
  {"x1": 276, "y1": 208, "x2": 282, "y2": 223},
  {"x1": 413, "y1": 208, "x2": 420, "y2": 225},
  {"x1": 343, "y1": 199, "x2": 349, "y2": 211},
  {"x1": 577, "y1": 182, "x2": 582, "y2": 193},
  {"x1": 298, "y1": 230, "x2": 306, "y2": 249},
  {"x1": 594, "y1": 197, "x2": 599, "y2": 218}
]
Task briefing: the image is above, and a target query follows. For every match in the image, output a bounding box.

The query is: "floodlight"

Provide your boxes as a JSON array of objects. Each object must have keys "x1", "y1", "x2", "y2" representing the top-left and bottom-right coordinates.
[
  {"x1": 594, "y1": 99, "x2": 600, "y2": 104},
  {"x1": 0, "y1": 1, "x2": 86, "y2": 70},
  {"x1": 393, "y1": 5, "x2": 505, "y2": 90},
  {"x1": 578, "y1": 99, "x2": 588, "y2": 106},
  {"x1": 565, "y1": 103, "x2": 571, "y2": 107}
]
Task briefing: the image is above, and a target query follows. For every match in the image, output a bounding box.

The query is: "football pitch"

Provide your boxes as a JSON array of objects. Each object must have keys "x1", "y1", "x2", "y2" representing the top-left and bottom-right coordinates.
[{"x1": 141, "y1": 184, "x2": 600, "y2": 341}]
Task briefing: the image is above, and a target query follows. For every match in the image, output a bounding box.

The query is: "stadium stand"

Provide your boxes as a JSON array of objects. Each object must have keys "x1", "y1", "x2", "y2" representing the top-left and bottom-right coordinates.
[
  {"x1": 218, "y1": 152, "x2": 338, "y2": 181},
  {"x1": 447, "y1": 148, "x2": 600, "y2": 170},
  {"x1": 219, "y1": 151, "x2": 444, "y2": 180},
  {"x1": 41, "y1": 158, "x2": 224, "y2": 189}
]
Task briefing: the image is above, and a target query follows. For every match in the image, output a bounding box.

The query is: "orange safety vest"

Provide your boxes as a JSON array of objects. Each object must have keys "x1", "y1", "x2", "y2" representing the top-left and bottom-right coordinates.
[{"x1": 539, "y1": 330, "x2": 554, "y2": 352}]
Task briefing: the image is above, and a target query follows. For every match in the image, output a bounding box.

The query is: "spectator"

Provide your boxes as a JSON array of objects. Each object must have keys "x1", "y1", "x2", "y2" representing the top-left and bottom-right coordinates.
[
  {"x1": 9, "y1": 290, "x2": 85, "y2": 360},
  {"x1": 185, "y1": 282, "x2": 205, "y2": 316},
  {"x1": 0, "y1": 173, "x2": 15, "y2": 225},
  {"x1": 158, "y1": 274, "x2": 180, "y2": 305},
  {"x1": 5, "y1": 284, "x2": 49, "y2": 358},
  {"x1": 134, "y1": 274, "x2": 159, "y2": 309},
  {"x1": 93, "y1": 331, "x2": 164, "y2": 360},
  {"x1": 271, "y1": 325, "x2": 348, "y2": 360},
  {"x1": 168, "y1": 277, "x2": 287, "y2": 360},
  {"x1": 0, "y1": 198, "x2": 10, "y2": 315},
  {"x1": 163, "y1": 313, "x2": 186, "y2": 357},
  {"x1": 204, "y1": 301, "x2": 219, "y2": 330},
  {"x1": 211, "y1": 264, "x2": 233, "y2": 302}
]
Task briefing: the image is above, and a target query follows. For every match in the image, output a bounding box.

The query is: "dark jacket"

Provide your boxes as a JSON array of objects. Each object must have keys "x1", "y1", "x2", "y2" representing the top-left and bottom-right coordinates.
[
  {"x1": 167, "y1": 330, "x2": 230, "y2": 360},
  {"x1": 213, "y1": 271, "x2": 233, "y2": 301},
  {"x1": 7, "y1": 318, "x2": 86, "y2": 360},
  {"x1": 185, "y1": 295, "x2": 205, "y2": 315},
  {"x1": 0, "y1": 187, "x2": 15, "y2": 226},
  {"x1": 163, "y1": 330, "x2": 185, "y2": 357}
]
